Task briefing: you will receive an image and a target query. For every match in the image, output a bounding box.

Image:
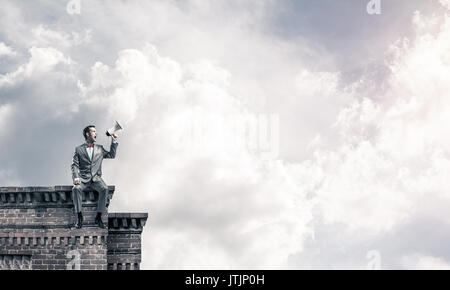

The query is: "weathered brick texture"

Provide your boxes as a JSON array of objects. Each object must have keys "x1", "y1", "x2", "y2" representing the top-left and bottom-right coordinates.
[
  {"x1": 0, "y1": 186, "x2": 148, "y2": 270},
  {"x1": 107, "y1": 213, "x2": 147, "y2": 270}
]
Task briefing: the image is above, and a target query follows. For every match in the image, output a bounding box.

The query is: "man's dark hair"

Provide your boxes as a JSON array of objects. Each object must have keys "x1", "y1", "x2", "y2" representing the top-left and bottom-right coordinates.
[{"x1": 83, "y1": 125, "x2": 96, "y2": 140}]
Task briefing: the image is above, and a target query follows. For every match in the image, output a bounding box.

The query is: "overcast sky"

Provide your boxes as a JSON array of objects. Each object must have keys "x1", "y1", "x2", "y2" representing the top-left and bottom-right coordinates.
[{"x1": 1, "y1": 0, "x2": 450, "y2": 269}]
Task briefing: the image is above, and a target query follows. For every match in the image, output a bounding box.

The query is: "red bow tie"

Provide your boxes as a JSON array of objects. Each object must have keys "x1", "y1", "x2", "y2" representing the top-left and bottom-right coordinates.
[{"x1": 87, "y1": 144, "x2": 95, "y2": 148}]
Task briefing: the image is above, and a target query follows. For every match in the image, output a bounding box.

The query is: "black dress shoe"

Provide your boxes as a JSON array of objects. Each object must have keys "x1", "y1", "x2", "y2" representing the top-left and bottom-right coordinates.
[
  {"x1": 95, "y1": 215, "x2": 106, "y2": 229},
  {"x1": 75, "y1": 213, "x2": 83, "y2": 229}
]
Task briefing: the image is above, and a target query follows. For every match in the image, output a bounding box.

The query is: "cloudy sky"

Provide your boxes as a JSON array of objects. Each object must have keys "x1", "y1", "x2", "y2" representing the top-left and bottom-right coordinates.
[{"x1": 1, "y1": 0, "x2": 450, "y2": 269}]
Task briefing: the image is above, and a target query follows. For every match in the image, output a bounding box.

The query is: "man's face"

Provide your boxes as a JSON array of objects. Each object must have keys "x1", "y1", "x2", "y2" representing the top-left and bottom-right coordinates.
[{"x1": 86, "y1": 127, "x2": 97, "y2": 143}]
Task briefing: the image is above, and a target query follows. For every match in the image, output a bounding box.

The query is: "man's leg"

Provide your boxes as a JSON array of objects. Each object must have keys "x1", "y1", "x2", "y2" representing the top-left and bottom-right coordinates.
[
  {"x1": 72, "y1": 182, "x2": 89, "y2": 228},
  {"x1": 91, "y1": 179, "x2": 109, "y2": 214},
  {"x1": 90, "y1": 179, "x2": 109, "y2": 228},
  {"x1": 72, "y1": 182, "x2": 89, "y2": 214}
]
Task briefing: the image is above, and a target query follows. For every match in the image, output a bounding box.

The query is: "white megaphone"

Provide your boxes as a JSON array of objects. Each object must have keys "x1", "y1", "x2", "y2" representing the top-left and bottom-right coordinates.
[{"x1": 106, "y1": 121, "x2": 123, "y2": 137}]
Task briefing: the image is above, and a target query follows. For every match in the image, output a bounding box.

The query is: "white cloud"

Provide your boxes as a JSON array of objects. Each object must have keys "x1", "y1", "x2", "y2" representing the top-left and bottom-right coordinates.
[
  {"x1": 293, "y1": 0, "x2": 450, "y2": 256},
  {"x1": 439, "y1": 0, "x2": 450, "y2": 10},
  {"x1": 31, "y1": 25, "x2": 92, "y2": 49},
  {"x1": 0, "y1": 46, "x2": 72, "y2": 88},
  {"x1": 401, "y1": 254, "x2": 450, "y2": 270},
  {"x1": 0, "y1": 42, "x2": 16, "y2": 58},
  {"x1": 0, "y1": 104, "x2": 14, "y2": 137}
]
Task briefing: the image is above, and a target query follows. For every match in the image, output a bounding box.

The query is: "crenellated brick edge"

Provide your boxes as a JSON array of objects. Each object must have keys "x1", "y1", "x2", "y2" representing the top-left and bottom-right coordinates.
[
  {"x1": 0, "y1": 234, "x2": 108, "y2": 246},
  {"x1": 0, "y1": 186, "x2": 115, "y2": 208},
  {"x1": 0, "y1": 186, "x2": 115, "y2": 193},
  {"x1": 108, "y1": 213, "x2": 148, "y2": 232},
  {"x1": 107, "y1": 213, "x2": 148, "y2": 270}
]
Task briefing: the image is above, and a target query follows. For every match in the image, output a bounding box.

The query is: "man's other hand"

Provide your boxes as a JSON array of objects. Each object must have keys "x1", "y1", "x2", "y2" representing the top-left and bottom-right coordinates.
[
  {"x1": 112, "y1": 133, "x2": 118, "y2": 140},
  {"x1": 74, "y1": 178, "x2": 81, "y2": 185}
]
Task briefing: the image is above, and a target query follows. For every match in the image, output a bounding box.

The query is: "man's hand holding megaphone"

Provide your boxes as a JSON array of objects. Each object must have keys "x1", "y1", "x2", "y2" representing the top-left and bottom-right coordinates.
[{"x1": 106, "y1": 121, "x2": 123, "y2": 138}]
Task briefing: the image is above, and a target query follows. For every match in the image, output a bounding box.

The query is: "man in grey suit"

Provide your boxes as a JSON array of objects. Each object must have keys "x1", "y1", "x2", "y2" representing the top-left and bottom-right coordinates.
[{"x1": 71, "y1": 125, "x2": 118, "y2": 229}]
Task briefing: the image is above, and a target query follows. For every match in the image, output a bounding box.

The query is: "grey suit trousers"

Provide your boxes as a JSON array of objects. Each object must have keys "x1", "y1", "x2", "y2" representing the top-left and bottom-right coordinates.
[{"x1": 72, "y1": 179, "x2": 108, "y2": 214}]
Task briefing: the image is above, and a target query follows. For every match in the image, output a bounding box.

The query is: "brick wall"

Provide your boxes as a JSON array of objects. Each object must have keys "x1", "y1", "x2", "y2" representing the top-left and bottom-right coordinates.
[
  {"x1": 0, "y1": 186, "x2": 148, "y2": 270},
  {"x1": 0, "y1": 186, "x2": 114, "y2": 228},
  {"x1": 107, "y1": 213, "x2": 147, "y2": 270},
  {"x1": 0, "y1": 229, "x2": 107, "y2": 270}
]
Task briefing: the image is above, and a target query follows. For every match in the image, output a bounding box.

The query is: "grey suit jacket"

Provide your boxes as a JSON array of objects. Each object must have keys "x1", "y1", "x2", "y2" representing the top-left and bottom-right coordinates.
[{"x1": 71, "y1": 140, "x2": 118, "y2": 183}]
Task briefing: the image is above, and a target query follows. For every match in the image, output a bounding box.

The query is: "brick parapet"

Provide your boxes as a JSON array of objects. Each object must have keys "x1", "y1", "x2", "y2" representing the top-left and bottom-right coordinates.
[
  {"x1": 0, "y1": 186, "x2": 148, "y2": 270},
  {"x1": 0, "y1": 186, "x2": 114, "y2": 207},
  {"x1": 107, "y1": 213, "x2": 148, "y2": 270}
]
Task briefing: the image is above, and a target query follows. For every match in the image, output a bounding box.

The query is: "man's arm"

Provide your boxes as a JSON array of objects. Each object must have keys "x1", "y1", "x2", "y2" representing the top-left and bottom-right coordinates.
[
  {"x1": 71, "y1": 148, "x2": 81, "y2": 184},
  {"x1": 102, "y1": 138, "x2": 118, "y2": 159}
]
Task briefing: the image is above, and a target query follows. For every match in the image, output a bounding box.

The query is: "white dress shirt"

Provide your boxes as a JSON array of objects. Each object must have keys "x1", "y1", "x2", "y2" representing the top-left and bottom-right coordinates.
[
  {"x1": 86, "y1": 144, "x2": 94, "y2": 160},
  {"x1": 86, "y1": 139, "x2": 118, "y2": 161}
]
